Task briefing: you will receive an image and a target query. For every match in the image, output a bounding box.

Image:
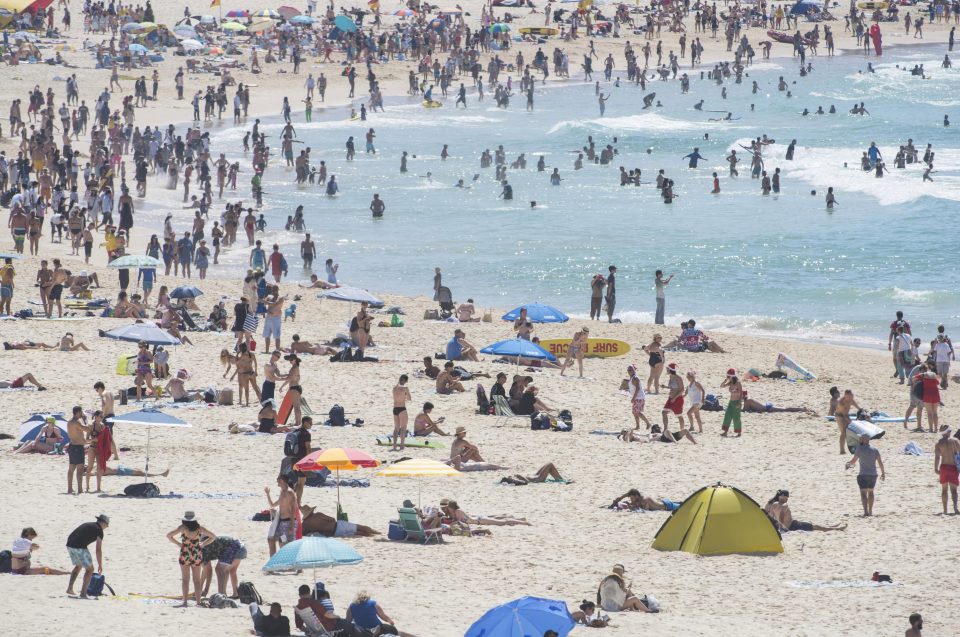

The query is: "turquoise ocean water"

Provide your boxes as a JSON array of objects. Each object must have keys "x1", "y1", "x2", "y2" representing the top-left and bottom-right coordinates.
[{"x1": 202, "y1": 44, "x2": 960, "y2": 347}]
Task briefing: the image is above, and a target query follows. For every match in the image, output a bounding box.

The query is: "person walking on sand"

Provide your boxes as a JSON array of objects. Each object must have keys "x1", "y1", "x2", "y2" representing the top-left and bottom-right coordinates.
[
  {"x1": 845, "y1": 433, "x2": 885, "y2": 516},
  {"x1": 65, "y1": 514, "x2": 109, "y2": 599},
  {"x1": 627, "y1": 364, "x2": 651, "y2": 429},
  {"x1": 166, "y1": 511, "x2": 216, "y2": 608},
  {"x1": 643, "y1": 334, "x2": 665, "y2": 394},
  {"x1": 661, "y1": 363, "x2": 686, "y2": 431},
  {"x1": 834, "y1": 388, "x2": 862, "y2": 455},
  {"x1": 391, "y1": 375, "x2": 411, "y2": 451},
  {"x1": 560, "y1": 327, "x2": 589, "y2": 378},
  {"x1": 654, "y1": 270, "x2": 673, "y2": 325},
  {"x1": 906, "y1": 613, "x2": 923, "y2": 637},
  {"x1": 916, "y1": 361, "x2": 941, "y2": 433},
  {"x1": 265, "y1": 476, "x2": 298, "y2": 556},
  {"x1": 933, "y1": 425, "x2": 960, "y2": 515},
  {"x1": 719, "y1": 369, "x2": 743, "y2": 437},
  {"x1": 685, "y1": 371, "x2": 705, "y2": 433}
]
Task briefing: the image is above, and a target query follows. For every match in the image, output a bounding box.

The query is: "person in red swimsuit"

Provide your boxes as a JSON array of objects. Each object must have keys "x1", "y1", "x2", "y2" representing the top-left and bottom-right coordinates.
[{"x1": 917, "y1": 362, "x2": 941, "y2": 433}]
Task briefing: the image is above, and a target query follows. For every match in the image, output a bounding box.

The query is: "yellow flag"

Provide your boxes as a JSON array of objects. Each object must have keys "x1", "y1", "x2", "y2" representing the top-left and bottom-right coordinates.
[
  {"x1": 210, "y1": 0, "x2": 221, "y2": 7},
  {"x1": 578, "y1": 0, "x2": 592, "y2": 9}
]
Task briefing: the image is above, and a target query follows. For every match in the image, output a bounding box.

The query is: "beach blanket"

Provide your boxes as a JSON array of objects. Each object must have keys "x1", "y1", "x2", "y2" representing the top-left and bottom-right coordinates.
[
  {"x1": 589, "y1": 430, "x2": 622, "y2": 436},
  {"x1": 902, "y1": 441, "x2": 926, "y2": 456},
  {"x1": 785, "y1": 580, "x2": 899, "y2": 589},
  {"x1": 100, "y1": 492, "x2": 255, "y2": 500},
  {"x1": 310, "y1": 478, "x2": 370, "y2": 488}
]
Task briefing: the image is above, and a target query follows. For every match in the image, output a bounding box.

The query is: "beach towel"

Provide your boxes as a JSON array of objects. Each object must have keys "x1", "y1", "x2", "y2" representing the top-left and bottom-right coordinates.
[
  {"x1": 589, "y1": 430, "x2": 622, "y2": 436},
  {"x1": 902, "y1": 441, "x2": 925, "y2": 456},
  {"x1": 95, "y1": 426, "x2": 113, "y2": 472}
]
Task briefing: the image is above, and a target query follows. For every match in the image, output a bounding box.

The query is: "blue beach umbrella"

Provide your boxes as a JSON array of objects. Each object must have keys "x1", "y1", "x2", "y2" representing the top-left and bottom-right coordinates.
[
  {"x1": 488, "y1": 22, "x2": 511, "y2": 33},
  {"x1": 790, "y1": 0, "x2": 819, "y2": 14},
  {"x1": 0, "y1": 252, "x2": 21, "y2": 259},
  {"x1": 262, "y1": 537, "x2": 363, "y2": 579},
  {"x1": 107, "y1": 255, "x2": 161, "y2": 269},
  {"x1": 480, "y1": 338, "x2": 556, "y2": 361},
  {"x1": 334, "y1": 14, "x2": 357, "y2": 32},
  {"x1": 290, "y1": 14, "x2": 315, "y2": 24},
  {"x1": 18, "y1": 413, "x2": 68, "y2": 444},
  {"x1": 465, "y1": 596, "x2": 575, "y2": 637},
  {"x1": 501, "y1": 302, "x2": 569, "y2": 324},
  {"x1": 128, "y1": 43, "x2": 149, "y2": 54},
  {"x1": 110, "y1": 408, "x2": 191, "y2": 481},
  {"x1": 103, "y1": 322, "x2": 182, "y2": 346},
  {"x1": 170, "y1": 285, "x2": 204, "y2": 299}
]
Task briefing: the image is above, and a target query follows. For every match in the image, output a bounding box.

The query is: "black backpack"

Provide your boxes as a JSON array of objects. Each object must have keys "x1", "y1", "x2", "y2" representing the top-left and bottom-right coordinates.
[
  {"x1": 530, "y1": 413, "x2": 552, "y2": 430},
  {"x1": 238, "y1": 581, "x2": 262, "y2": 605},
  {"x1": 0, "y1": 550, "x2": 11, "y2": 573},
  {"x1": 124, "y1": 483, "x2": 160, "y2": 498},
  {"x1": 328, "y1": 405, "x2": 346, "y2": 427},
  {"x1": 283, "y1": 429, "x2": 302, "y2": 457}
]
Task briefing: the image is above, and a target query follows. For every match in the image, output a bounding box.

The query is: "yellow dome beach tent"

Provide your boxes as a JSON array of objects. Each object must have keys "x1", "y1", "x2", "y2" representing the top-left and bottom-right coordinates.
[{"x1": 651, "y1": 483, "x2": 783, "y2": 556}]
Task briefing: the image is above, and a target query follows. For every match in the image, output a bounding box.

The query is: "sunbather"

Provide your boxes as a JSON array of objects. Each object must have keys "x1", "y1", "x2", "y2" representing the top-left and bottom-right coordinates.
[
  {"x1": 619, "y1": 425, "x2": 697, "y2": 444},
  {"x1": 448, "y1": 458, "x2": 508, "y2": 471},
  {"x1": 436, "y1": 362, "x2": 466, "y2": 394},
  {"x1": 597, "y1": 565, "x2": 652, "y2": 612},
  {"x1": 451, "y1": 426, "x2": 483, "y2": 463},
  {"x1": 165, "y1": 373, "x2": 204, "y2": 403},
  {"x1": 742, "y1": 397, "x2": 817, "y2": 414},
  {"x1": 0, "y1": 373, "x2": 46, "y2": 390},
  {"x1": 764, "y1": 490, "x2": 847, "y2": 532},
  {"x1": 572, "y1": 600, "x2": 611, "y2": 628},
  {"x1": 9, "y1": 528, "x2": 71, "y2": 575},
  {"x1": 287, "y1": 334, "x2": 338, "y2": 356},
  {"x1": 439, "y1": 498, "x2": 532, "y2": 526},
  {"x1": 4, "y1": 341, "x2": 55, "y2": 350},
  {"x1": 15, "y1": 416, "x2": 64, "y2": 454},
  {"x1": 499, "y1": 462, "x2": 571, "y2": 485},
  {"x1": 58, "y1": 333, "x2": 91, "y2": 351},
  {"x1": 299, "y1": 504, "x2": 381, "y2": 538},
  {"x1": 609, "y1": 488, "x2": 679, "y2": 511}
]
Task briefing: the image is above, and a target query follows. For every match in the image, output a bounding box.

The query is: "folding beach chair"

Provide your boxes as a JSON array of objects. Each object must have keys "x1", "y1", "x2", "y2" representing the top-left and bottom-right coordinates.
[
  {"x1": 397, "y1": 507, "x2": 444, "y2": 544},
  {"x1": 293, "y1": 606, "x2": 338, "y2": 636},
  {"x1": 493, "y1": 395, "x2": 529, "y2": 428}
]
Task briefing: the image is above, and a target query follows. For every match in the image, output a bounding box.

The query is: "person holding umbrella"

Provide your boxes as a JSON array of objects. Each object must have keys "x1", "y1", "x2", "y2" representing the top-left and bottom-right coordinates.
[{"x1": 165, "y1": 511, "x2": 217, "y2": 608}]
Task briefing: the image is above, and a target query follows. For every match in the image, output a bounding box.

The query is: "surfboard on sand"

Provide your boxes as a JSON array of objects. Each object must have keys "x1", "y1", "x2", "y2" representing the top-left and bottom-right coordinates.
[
  {"x1": 775, "y1": 352, "x2": 816, "y2": 380},
  {"x1": 519, "y1": 27, "x2": 558, "y2": 36},
  {"x1": 538, "y1": 338, "x2": 631, "y2": 359},
  {"x1": 277, "y1": 393, "x2": 313, "y2": 425},
  {"x1": 375, "y1": 436, "x2": 445, "y2": 449}
]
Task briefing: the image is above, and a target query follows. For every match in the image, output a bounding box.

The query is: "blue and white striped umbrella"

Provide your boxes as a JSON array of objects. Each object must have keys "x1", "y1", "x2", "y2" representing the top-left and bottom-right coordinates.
[{"x1": 262, "y1": 537, "x2": 363, "y2": 573}]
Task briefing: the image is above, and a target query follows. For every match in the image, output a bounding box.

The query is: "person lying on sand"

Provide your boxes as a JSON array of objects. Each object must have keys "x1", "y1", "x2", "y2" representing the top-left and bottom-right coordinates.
[
  {"x1": 608, "y1": 488, "x2": 679, "y2": 511},
  {"x1": 438, "y1": 498, "x2": 532, "y2": 526},
  {"x1": 0, "y1": 373, "x2": 46, "y2": 390},
  {"x1": 764, "y1": 490, "x2": 846, "y2": 532},
  {"x1": 742, "y1": 397, "x2": 817, "y2": 414},
  {"x1": 9, "y1": 527, "x2": 71, "y2": 575},
  {"x1": 4, "y1": 341, "x2": 55, "y2": 350},
  {"x1": 287, "y1": 334, "x2": 338, "y2": 356},
  {"x1": 421, "y1": 356, "x2": 441, "y2": 379},
  {"x1": 619, "y1": 424, "x2": 697, "y2": 444},
  {"x1": 447, "y1": 458, "x2": 508, "y2": 472},
  {"x1": 299, "y1": 274, "x2": 338, "y2": 289},
  {"x1": 500, "y1": 462, "x2": 571, "y2": 485},
  {"x1": 299, "y1": 504, "x2": 380, "y2": 537}
]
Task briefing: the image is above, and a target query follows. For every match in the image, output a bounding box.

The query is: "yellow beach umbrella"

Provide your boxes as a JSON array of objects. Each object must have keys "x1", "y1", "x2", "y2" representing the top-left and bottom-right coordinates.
[
  {"x1": 247, "y1": 18, "x2": 277, "y2": 32},
  {"x1": 221, "y1": 20, "x2": 247, "y2": 31},
  {"x1": 376, "y1": 458, "x2": 462, "y2": 507}
]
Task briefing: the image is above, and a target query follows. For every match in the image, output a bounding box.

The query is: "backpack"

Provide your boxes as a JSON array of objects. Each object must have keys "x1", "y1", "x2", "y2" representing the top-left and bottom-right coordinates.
[
  {"x1": 530, "y1": 412, "x2": 552, "y2": 431},
  {"x1": 557, "y1": 409, "x2": 573, "y2": 425},
  {"x1": 124, "y1": 482, "x2": 160, "y2": 498},
  {"x1": 640, "y1": 593, "x2": 661, "y2": 613},
  {"x1": 0, "y1": 550, "x2": 11, "y2": 573},
  {"x1": 87, "y1": 573, "x2": 115, "y2": 597},
  {"x1": 476, "y1": 384, "x2": 490, "y2": 414},
  {"x1": 328, "y1": 404, "x2": 346, "y2": 427},
  {"x1": 238, "y1": 581, "x2": 262, "y2": 605},
  {"x1": 283, "y1": 429, "x2": 302, "y2": 457},
  {"x1": 702, "y1": 394, "x2": 723, "y2": 411}
]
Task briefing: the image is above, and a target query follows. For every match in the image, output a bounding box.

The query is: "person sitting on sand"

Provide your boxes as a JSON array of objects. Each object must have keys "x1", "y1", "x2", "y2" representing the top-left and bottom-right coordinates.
[
  {"x1": 597, "y1": 565, "x2": 652, "y2": 612},
  {"x1": 288, "y1": 334, "x2": 338, "y2": 356},
  {"x1": 438, "y1": 498, "x2": 532, "y2": 526},
  {"x1": 445, "y1": 329, "x2": 479, "y2": 362},
  {"x1": 499, "y1": 462, "x2": 570, "y2": 485},
  {"x1": 609, "y1": 488, "x2": 679, "y2": 511},
  {"x1": 15, "y1": 416, "x2": 64, "y2": 454},
  {"x1": 165, "y1": 371, "x2": 204, "y2": 403},
  {"x1": 571, "y1": 600, "x2": 611, "y2": 628},
  {"x1": 619, "y1": 424, "x2": 697, "y2": 444},
  {"x1": 114, "y1": 291, "x2": 145, "y2": 319},
  {"x1": 742, "y1": 397, "x2": 817, "y2": 414},
  {"x1": 436, "y1": 362, "x2": 466, "y2": 394},
  {"x1": 4, "y1": 341, "x2": 55, "y2": 350},
  {"x1": 9, "y1": 528, "x2": 71, "y2": 575},
  {"x1": 457, "y1": 299, "x2": 481, "y2": 322},
  {"x1": 347, "y1": 591, "x2": 418, "y2": 637},
  {"x1": 250, "y1": 601, "x2": 291, "y2": 637},
  {"x1": 514, "y1": 384, "x2": 554, "y2": 416},
  {"x1": 58, "y1": 333, "x2": 90, "y2": 352},
  {"x1": 299, "y1": 504, "x2": 381, "y2": 538},
  {"x1": 0, "y1": 373, "x2": 46, "y2": 390},
  {"x1": 413, "y1": 402, "x2": 449, "y2": 436},
  {"x1": 207, "y1": 302, "x2": 228, "y2": 331},
  {"x1": 256, "y1": 399, "x2": 293, "y2": 434},
  {"x1": 676, "y1": 319, "x2": 726, "y2": 353},
  {"x1": 764, "y1": 490, "x2": 847, "y2": 532},
  {"x1": 451, "y1": 426, "x2": 483, "y2": 463}
]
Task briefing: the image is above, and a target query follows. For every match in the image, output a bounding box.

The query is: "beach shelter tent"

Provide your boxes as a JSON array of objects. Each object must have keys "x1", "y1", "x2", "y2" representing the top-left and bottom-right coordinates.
[
  {"x1": 501, "y1": 302, "x2": 569, "y2": 323},
  {"x1": 18, "y1": 413, "x2": 68, "y2": 443},
  {"x1": 651, "y1": 484, "x2": 783, "y2": 555}
]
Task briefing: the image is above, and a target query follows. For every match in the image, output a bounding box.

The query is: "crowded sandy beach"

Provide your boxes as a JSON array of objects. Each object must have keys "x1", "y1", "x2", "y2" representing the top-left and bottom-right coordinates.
[{"x1": 1, "y1": 0, "x2": 959, "y2": 634}]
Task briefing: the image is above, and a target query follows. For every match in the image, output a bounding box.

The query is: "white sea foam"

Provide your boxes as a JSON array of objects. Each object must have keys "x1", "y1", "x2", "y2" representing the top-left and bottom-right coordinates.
[{"x1": 547, "y1": 113, "x2": 736, "y2": 135}]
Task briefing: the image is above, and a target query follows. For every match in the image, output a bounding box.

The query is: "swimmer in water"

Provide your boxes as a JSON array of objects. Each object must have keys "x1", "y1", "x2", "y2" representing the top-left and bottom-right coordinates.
[
  {"x1": 694, "y1": 100, "x2": 704, "y2": 110},
  {"x1": 711, "y1": 172, "x2": 720, "y2": 194}
]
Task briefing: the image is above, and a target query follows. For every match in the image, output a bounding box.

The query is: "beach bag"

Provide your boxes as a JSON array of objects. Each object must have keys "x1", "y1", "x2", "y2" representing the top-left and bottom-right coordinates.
[
  {"x1": 203, "y1": 388, "x2": 218, "y2": 404},
  {"x1": 207, "y1": 593, "x2": 238, "y2": 609},
  {"x1": 328, "y1": 405, "x2": 346, "y2": 427},
  {"x1": 702, "y1": 394, "x2": 723, "y2": 411},
  {"x1": 387, "y1": 521, "x2": 407, "y2": 541},
  {"x1": 124, "y1": 482, "x2": 160, "y2": 498},
  {"x1": 640, "y1": 594, "x2": 661, "y2": 613},
  {"x1": 218, "y1": 388, "x2": 234, "y2": 405},
  {"x1": 283, "y1": 430, "x2": 302, "y2": 457},
  {"x1": 243, "y1": 314, "x2": 259, "y2": 333},
  {"x1": 238, "y1": 581, "x2": 262, "y2": 605},
  {"x1": 87, "y1": 573, "x2": 115, "y2": 597},
  {"x1": 0, "y1": 550, "x2": 11, "y2": 573},
  {"x1": 531, "y1": 412, "x2": 552, "y2": 430}
]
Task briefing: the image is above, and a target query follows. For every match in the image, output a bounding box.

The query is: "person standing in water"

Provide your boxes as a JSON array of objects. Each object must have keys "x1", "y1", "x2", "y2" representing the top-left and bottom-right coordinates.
[
  {"x1": 605, "y1": 265, "x2": 617, "y2": 323},
  {"x1": 391, "y1": 375, "x2": 411, "y2": 451},
  {"x1": 598, "y1": 93, "x2": 610, "y2": 116},
  {"x1": 654, "y1": 270, "x2": 673, "y2": 325}
]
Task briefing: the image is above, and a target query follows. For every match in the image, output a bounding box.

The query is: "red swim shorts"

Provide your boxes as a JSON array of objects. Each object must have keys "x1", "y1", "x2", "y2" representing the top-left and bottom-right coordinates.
[
  {"x1": 663, "y1": 395, "x2": 684, "y2": 415},
  {"x1": 939, "y1": 464, "x2": 959, "y2": 486},
  {"x1": 631, "y1": 399, "x2": 645, "y2": 416}
]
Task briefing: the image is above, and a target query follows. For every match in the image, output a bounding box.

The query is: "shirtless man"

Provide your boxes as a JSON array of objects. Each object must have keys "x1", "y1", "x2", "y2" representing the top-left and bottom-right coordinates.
[
  {"x1": 390, "y1": 375, "x2": 412, "y2": 451},
  {"x1": 261, "y1": 350, "x2": 286, "y2": 405},
  {"x1": 300, "y1": 274, "x2": 336, "y2": 289},
  {"x1": 660, "y1": 363, "x2": 686, "y2": 430},
  {"x1": 49, "y1": 259, "x2": 68, "y2": 318},
  {"x1": 719, "y1": 370, "x2": 743, "y2": 437},
  {"x1": 66, "y1": 406, "x2": 90, "y2": 495},
  {"x1": 58, "y1": 333, "x2": 89, "y2": 351},
  {"x1": 436, "y1": 362, "x2": 466, "y2": 394},
  {"x1": 933, "y1": 425, "x2": 960, "y2": 515},
  {"x1": 834, "y1": 388, "x2": 861, "y2": 455},
  {"x1": 422, "y1": 356, "x2": 441, "y2": 380},
  {"x1": 287, "y1": 334, "x2": 337, "y2": 356},
  {"x1": 764, "y1": 490, "x2": 847, "y2": 532},
  {"x1": 451, "y1": 426, "x2": 484, "y2": 464},
  {"x1": 165, "y1": 375, "x2": 202, "y2": 402},
  {"x1": 609, "y1": 489, "x2": 677, "y2": 511},
  {"x1": 262, "y1": 289, "x2": 286, "y2": 352},
  {"x1": 94, "y1": 381, "x2": 119, "y2": 461},
  {"x1": 36, "y1": 260, "x2": 53, "y2": 317},
  {"x1": 264, "y1": 476, "x2": 298, "y2": 556}
]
